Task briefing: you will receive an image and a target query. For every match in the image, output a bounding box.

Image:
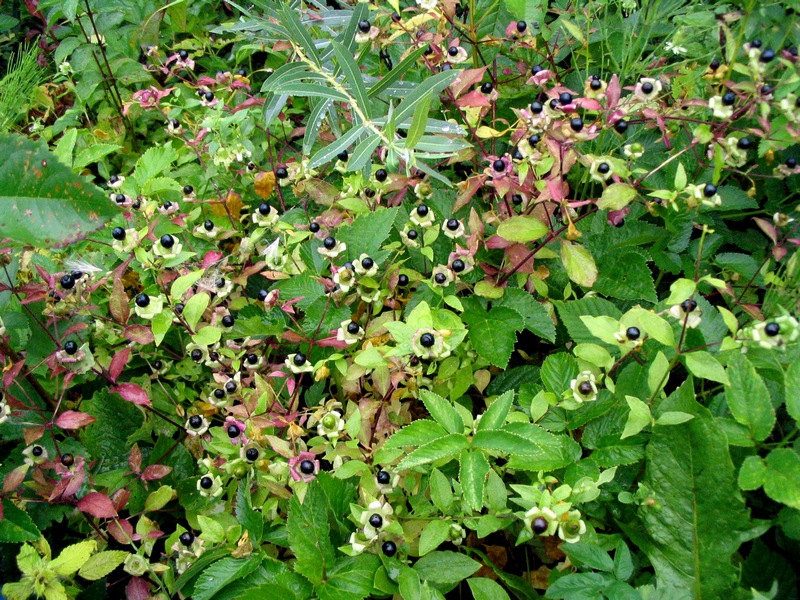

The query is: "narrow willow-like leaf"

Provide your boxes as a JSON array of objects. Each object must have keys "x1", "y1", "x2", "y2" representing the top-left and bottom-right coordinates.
[
  {"x1": 272, "y1": 83, "x2": 350, "y2": 102},
  {"x1": 394, "y1": 69, "x2": 460, "y2": 124},
  {"x1": 308, "y1": 126, "x2": 367, "y2": 169},
  {"x1": 331, "y1": 41, "x2": 371, "y2": 121},
  {"x1": 367, "y1": 45, "x2": 428, "y2": 98},
  {"x1": 304, "y1": 98, "x2": 334, "y2": 156},
  {"x1": 279, "y1": 5, "x2": 321, "y2": 65},
  {"x1": 263, "y1": 93, "x2": 289, "y2": 129},
  {"x1": 347, "y1": 133, "x2": 381, "y2": 172},
  {"x1": 261, "y1": 63, "x2": 320, "y2": 92}
]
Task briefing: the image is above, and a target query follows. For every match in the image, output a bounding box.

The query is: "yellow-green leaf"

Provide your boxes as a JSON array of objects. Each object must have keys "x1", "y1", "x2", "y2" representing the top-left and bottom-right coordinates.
[{"x1": 497, "y1": 215, "x2": 547, "y2": 243}]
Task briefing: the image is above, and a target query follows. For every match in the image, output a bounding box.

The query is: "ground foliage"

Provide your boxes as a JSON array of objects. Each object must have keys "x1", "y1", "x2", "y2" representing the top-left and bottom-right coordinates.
[{"x1": 1, "y1": 0, "x2": 800, "y2": 598}]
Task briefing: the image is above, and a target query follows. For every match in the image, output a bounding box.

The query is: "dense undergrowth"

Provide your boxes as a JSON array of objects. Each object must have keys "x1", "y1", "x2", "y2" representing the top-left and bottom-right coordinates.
[{"x1": 1, "y1": 0, "x2": 800, "y2": 598}]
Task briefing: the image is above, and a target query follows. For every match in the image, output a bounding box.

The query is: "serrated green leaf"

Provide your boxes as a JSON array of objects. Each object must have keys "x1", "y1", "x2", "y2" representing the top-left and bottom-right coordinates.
[
  {"x1": 145, "y1": 485, "x2": 174, "y2": 512},
  {"x1": 725, "y1": 353, "x2": 775, "y2": 442},
  {"x1": 413, "y1": 551, "x2": 480, "y2": 585},
  {"x1": 468, "y1": 578, "x2": 511, "y2": 600},
  {"x1": 0, "y1": 133, "x2": 119, "y2": 247},
  {"x1": 287, "y1": 483, "x2": 335, "y2": 585},
  {"x1": 477, "y1": 390, "x2": 514, "y2": 431},
  {"x1": 763, "y1": 449, "x2": 800, "y2": 509},
  {"x1": 738, "y1": 456, "x2": 766, "y2": 491},
  {"x1": 494, "y1": 288, "x2": 555, "y2": 342},
  {"x1": 598, "y1": 183, "x2": 637, "y2": 210},
  {"x1": 0, "y1": 499, "x2": 40, "y2": 543},
  {"x1": 337, "y1": 206, "x2": 399, "y2": 261},
  {"x1": 496, "y1": 215, "x2": 547, "y2": 243},
  {"x1": 621, "y1": 396, "x2": 652, "y2": 439},
  {"x1": 385, "y1": 419, "x2": 449, "y2": 448},
  {"x1": 683, "y1": 351, "x2": 729, "y2": 385},
  {"x1": 78, "y1": 550, "x2": 128, "y2": 581},
  {"x1": 50, "y1": 540, "x2": 95, "y2": 576},
  {"x1": 462, "y1": 305, "x2": 523, "y2": 368},
  {"x1": 784, "y1": 359, "x2": 800, "y2": 423},
  {"x1": 429, "y1": 468, "x2": 454, "y2": 513},
  {"x1": 316, "y1": 554, "x2": 381, "y2": 600},
  {"x1": 560, "y1": 240, "x2": 598, "y2": 288},
  {"x1": 460, "y1": 450, "x2": 490, "y2": 512},
  {"x1": 396, "y1": 433, "x2": 468, "y2": 470},
  {"x1": 193, "y1": 555, "x2": 263, "y2": 600},
  {"x1": 563, "y1": 542, "x2": 615, "y2": 572},
  {"x1": 419, "y1": 520, "x2": 452, "y2": 556},
  {"x1": 73, "y1": 144, "x2": 122, "y2": 170},
  {"x1": 594, "y1": 249, "x2": 657, "y2": 303},
  {"x1": 541, "y1": 352, "x2": 579, "y2": 396},
  {"x1": 236, "y1": 480, "x2": 263, "y2": 544},
  {"x1": 419, "y1": 389, "x2": 463, "y2": 434}
]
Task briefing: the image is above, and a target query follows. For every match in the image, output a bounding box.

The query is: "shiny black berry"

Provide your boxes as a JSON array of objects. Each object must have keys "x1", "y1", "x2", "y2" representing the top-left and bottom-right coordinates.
[
  {"x1": 32, "y1": 445, "x2": 44, "y2": 457},
  {"x1": 174, "y1": 303, "x2": 184, "y2": 314},
  {"x1": 135, "y1": 293, "x2": 150, "y2": 308},
  {"x1": 369, "y1": 514, "x2": 383, "y2": 528},
  {"x1": 227, "y1": 424, "x2": 240, "y2": 438},
  {"x1": 512, "y1": 194, "x2": 523, "y2": 205},
  {"x1": 375, "y1": 168, "x2": 388, "y2": 182},
  {"x1": 183, "y1": 185, "x2": 194, "y2": 195},
  {"x1": 416, "y1": 204, "x2": 429, "y2": 217},
  {"x1": 213, "y1": 389, "x2": 225, "y2": 399},
  {"x1": 61, "y1": 453, "x2": 74, "y2": 467},
  {"x1": 160, "y1": 234, "x2": 174, "y2": 248},
  {"x1": 614, "y1": 119, "x2": 628, "y2": 133},
  {"x1": 765, "y1": 322, "x2": 780, "y2": 336},
  {"x1": 258, "y1": 203, "x2": 271, "y2": 216},
  {"x1": 60, "y1": 274, "x2": 75, "y2": 289},
  {"x1": 420, "y1": 333, "x2": 435, "y2": 347},
  {"x1": 448, "y1": 46, "x2": 459, "y2": 57},
  {"x1": 516, "y1": 20, "x2": 527, "y2": 33},
  {"x1": 407, "y1": 229, "x2": 418, "y2": 240},
  {"x1": 71, "y1": 270, "x2": 83, "y2": 280},
  {"x1": 481, "y1": 82, "x2": 493, "y2": 94},
  {"x1": 709, "y1": 58, "x2": 721, "y2": 70},
  {"x1": 115, "y1": 194, "x2": 126, "y2": 204},
  {"x1": 641, "y1": 81, "x2": 654, "y2": 94},
  {"x1": 786, "y1": 158, "x2": 797, "y2": 169},
  {"x1": 452, "y1": 259, "x2": 465, "y2": 272},
  {"x1": 382, "y1": 541, "x2": 397, "y2": 556},
  {"x1": 347, "y1": 321, "x2": 360, "y2": 335},
  {"x1": 191, "y1": 349, "x2": 203, "y2": 361},
  {"x1": 323, "y1": 236, "x2": 336, "y2": 250},
  {"x1": 189, "y1": 415, "x2": 203, "y2": 428},
  {"x1": 293, "y1": 353, "x2": 307, "y2": 366},
  {"x1": 529, "y1": 134, "x2": 541, "y2": 145},
  {"x1": 200, "y1": 476, "x2": 213, "y2": 489},
  {"x1": 578, "y1": 381, "x2": 594, "y2": 395},
  {"x1": 246, "y1": 448, "x2": 259, "y2": 461},
  {"x1": 559, "y1": 92, "x2": 573, "y2": 105},
  {"x1": 275, "y1": 167, "x2": 288, "y2": 179},
  {"x1": 760, "y1": 48, "x2": 776, "y2": 62},
  {"x1": 179, "y1": 532, "x2": 194, "y2": 546},
  {"x1": 337, "y1": 150, "x2": 348, "y2": 161},
  {"x1": 722, "y1": 91, "x2": 735, "y2": 106},
  {"x1": 493, "y1": 159, "x2": 506, "y2": 171},
  {"x1": 397, "y1": 274, "x2": 409, "y2": 287},
  {"x1": 626, "y1": 327, "x2": 640, "y2": 341},
  {"x1": 377, "y1": 470, "x2": 391, "y2": 484},
  {"x1": 434, "y1": 273, "x2": 447, "y2": 284},
  {"x1": 680, "y1": 298, "x2": 698, "y2": 312},
  {"x1": 446, "y1": 218, "x2": 459, "y2": 230},
  {"x1": 590, "y1": 78, "x2": 602, "y2": 90},
  {"x1": 530, "y1": 101, "x2": 543, "y2": 114},
  {"x1": 737, "y1": 137, "x2": 753, "y2": 150},
  {"x1": 204, "y1": 219, "x2": 214, "y2": 231},
  {"x1": 64, "y1": 340, "x2": 79, "y2": 355},
  {"x1": 570, "y1": 117, "x2": 584, "y2": 132},
  {"x1": 153, "y1": 360, "x2": 163, "y2": 372},
  {"x1": 532, "y1": 517, "x2": 548, "y2": 534},
  {"x1": 204, "y1": 91, "x2": 214, "y2": 102},
  {"x1": 257, "y1": 289, "x2": 268, "y2": 301},
  {"x1": 221, "y1": 315, "x2": 235, "y2": 328},
  {"x1": 703, "y1": 183, "x2": 717, "y2": 197},
  {"x1": 597, "y1": 162, "x2": 610, "y2": 174},
  {"x1": 309, "y1": 222, "x2": 320, "y2": 233},
  {"x1": 358, "y1": 19, "x2": 370, "y2": 33},
  {"x1": 179, "y1": 49, "x2": 189, "y2": 60},
  {"x1": 300, "y1": 460, "x2": 315, "y2": 474},
  {"x1": 531, "y1": 64, "x2": 543, "y2": 75}
]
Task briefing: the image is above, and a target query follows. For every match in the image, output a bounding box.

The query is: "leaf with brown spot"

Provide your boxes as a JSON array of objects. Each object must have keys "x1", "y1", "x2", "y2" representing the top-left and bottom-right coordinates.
[
  {"x1": 254, "y1": 171, "x2": 276, "y2": 199},
  {"x1": 109, "y1": 276, "x2": 130, "y2": 324}
]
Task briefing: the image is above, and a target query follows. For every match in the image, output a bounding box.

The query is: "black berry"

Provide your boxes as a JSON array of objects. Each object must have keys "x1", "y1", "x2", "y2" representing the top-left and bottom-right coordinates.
[
  {"x1": 559, "y1": 92, "x2": 573, "y2": 105},
  {"x1": 115, "y1": 194, "x2": 126, "y2": 204},
  {"x1": 347, "y1": 321, "x2": 360, "y2": 335},
  {"x1": 516, "y1": 20, "x2": 527, "y2": 33},
  {"x1": 760, "y1": 48, "x2": 776, "y2": 62},
  {"x1": 420, "y1": 333, "x2": 435, "y2": 347},
  {"x1": 680, "y1": 298, "x2": 698, "y2": 312},
  {"x1": 710, "y1": 58, "x2": 721, "y2": 70},
  {"x1": 309, "y1": 222, "x2": 320, "y2": 233},
  {"x1": 64, "y1": 340, "x2": 79, "y2": 355},
  {"x1": 227, "y1": 424, "x2": 240, "y2": 438},
  {"x1": 61, "y1": 453, "x2": 74, "y2": 467},
  {"x1": 531, "y1": 65, "x2": 543, "y2": 75},
  {"x1": 200, "y1": 476, "x2": 213, "y2": 489},
  {"x1": 191, "y1": 349, "x2": 203, "y2": 361},
  {"x1": 323, "y1": 236, "x2": 336, "y2": 250},
  {"x1": 578, "y1": 381, "x2": 593, "y2": 395},
  {"x1": 203, "y1": 91, "x2": 214, "y2": 102},
  {"x1": 377, "y1": 470, "x2": 391, "y2": 484},
  {"x1": 614, "y1": 119, "x2": 628, "y2": 133},
  {"x1": 293, "y1": 353, "x2": 307, "y2": 366},
  {"x1": 179, "y1": 49, "x2": 189, "y2": 60},
  {"x1": 722, "y1": 91, "x2": 735, "y2": 106},
  {"x1": 446, "y1": 218, "x2": 459, "y2": 230},
  {"x1": 737, "y1": 137, "x2": 753, "y2": 150},
  {"x1": 275, "y1": 167, "x2": 288, "y2": 179},
  {"x1": 358, "y1": 19, "x2": 370, "y2": 33},
  {"x1": 493, "y1": 159, "x2": 506, "y2": 171},
  {"x1": 570, "y1": 117, "x2": 584, "y2": 132},
  {"x1": 512, "y1": 194, "x2": 523, "y2": 205},
  {"x1": 703, "y1": 183, "x2": 717, "y2": 197},
  {"x1": 160, "y1": 234, "x2": 174, "y2": 248},
  {"x1": 258, "y1": 203, "x2": 271, "y2": 216},
  {"x1": 626, "y1": 327, "x2": 640, "y2": 341},
  {"x1": 135, "y1": 293, "x2": 150, "y2": 308},
  {"x1": 258, "y1": 289, "x2": 268, "y2": 301},
  {"x1": 597, "y1": 162, "x2": 610, "y2": 174},
  {"x1": 246, "y1": 448, "x2": 259, "y2": 461},
  {"x1": 337, "y1": 150, "x2": 348, "y2": 161},
  {"x1": 204, "y1": 219, "x2": 214, "y2": 231},
  {"x1": 60, "y1": 274, "x2": 75, "y2": 289},
  {"x1": 300, "y1": 460, "x2": 315, "y2": 474},
  {"x1": 189, "y1": 415, "x2": 203, "y2": 428},
  {"x1": 786, "y1": 158, "x2": 797, "y2": 169},
  {"x1": 213, "y1": 389, "x2": 225, "y2": 399},
  {"x1": 434, "y1": 273, "x2": 447, "y2": 284},
  {"x1": 529, "y1": 134, "x2": 541, "y2": 145},
  {"x1": 407, "y1": 229, "x2": 418, "y2": 240},
  {"x1": 375, "y1": 168, "x2": 388, "y2": 182},
  {"x1": 32, "y1": 445, "x2": 44, "y2": 457},
  {"x1": 448, "y1": 46, "x2": 459, "y2": 57},
  {"x1": 416, "y1": 204, "x2": 429, "y2": 217},
  {"x1": 179, "y1": 532, "x2": 194, "y2": 546},
  {"x1": 765, "y1": 322, "x2": 780, "y2": 336},
  {"x1": 530, "y1": 101, "x2": 543, "y2": 114},
  {"x1": 183, "y1": 185, "x2": 194, "y2": 195},
  {"x1": 641, "y1": 81, "x2": 654, "y2": 94},
  {"x1": 382, "y1": 541, "x2": 397, "y2": 556},
  {"x1": 532, "y1": 517, "x2": 548, "y2": 534},
  {"x1": 221, "y1": 315, "x2": 235, "y2": 328},
  {"x1": 397, "y1": 274, "x2": 409, "y2": 286},
  {"x1": 590, "y1": 78, "x2": 602, "y2": 90},
  {"x1": 369, "y1": 514, "x2": 383, "y2": 528},
  {"x1": 481, "y1": 82, "x2": 493, "y2": 94}
]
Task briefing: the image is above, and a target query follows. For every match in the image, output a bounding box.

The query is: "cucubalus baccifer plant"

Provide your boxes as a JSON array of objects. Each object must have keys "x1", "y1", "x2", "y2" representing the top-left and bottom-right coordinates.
[{"x1": 1, "y1": 0, "x2": 800, "y2": 597}]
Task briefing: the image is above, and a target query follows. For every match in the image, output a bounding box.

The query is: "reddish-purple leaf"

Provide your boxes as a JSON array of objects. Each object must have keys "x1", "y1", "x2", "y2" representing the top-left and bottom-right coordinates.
[
  {"x1": 108, "y1": 518, "x2": 141, "y2": 544},
  {"x1": 77, "y1": 492, "x2": 118, "y2": 519},
  {"x1": 112, "y1": 383, "x2": 151, "y2": 406},
  {"x1": 141, "y1": 465, "x2": 172, "y2": 481},
  {"x1": 109, "y1": 347, "x2": 131, "y2": 382},
  {"x1": 124, "y1": 325, "x2": 155, "y2": 345},
  {"x1": 129, "y1": 444, "x2": 142, "y2": 473},
  {"x1": 126, "y1": 577, "x2": 151, "y2": 600},
  {"x1": 3, "y1": 465, "x2": 28, "y2": 493},
  {"x1": 55, "y1": 410, "x2": 96, "y2": 430}
]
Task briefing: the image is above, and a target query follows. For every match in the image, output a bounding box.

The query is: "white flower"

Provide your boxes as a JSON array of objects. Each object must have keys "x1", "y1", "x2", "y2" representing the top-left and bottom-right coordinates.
[
  {"x1": 623, "y1": 143, "x2": 644, "y2": 160},
  {"x1": 152, "y1": 235, "x2": 183, "y2": 259},
  {"x1": 317, "y1": 411, "x2": 345, "y2": 440},
  {"x1": 357, "y1": 284, "x2": 382, "y2": 305},
  {"x1": 23, "y1": 444, "x2": 48, "y2": 466},
  {"x1": 354, "y1": 254, "x2": 379, "y2": 278},
  {"x1": 252, "y1": 203, "x2": 280, "y2": 227},
  {"x1": 349, "y1": 531, "x2": 373, "y2": 554},
  {"x1": 708, "y1": 95, "x2": 734, "y2": 120},
  {"x1": 431, "y1": 265, "x2": 454, "y2": 287},
  {"x1": 448, "y1": 523, "x2": 466, "y2": 546},
  {"x1": 134, "y1": 294, "x2": 165, "y2": 320},
  {"x1": 197, "y1": 474, "x2": 223, "y2": 498},
  {"x1": 337, "y1": 319, "x2": 364, "y2": 346},
  {"x1": 286, "y1": 353, "x2": 314, "y2": 374},
  {"x1": 664, "y1": 41, "x2": 687, "y2": 55},
  {"x1": 359, "y1": 500, "x2": 393, "y2": 540},
  {"x1": 751, "y1": 316, "x2": 800, "y2": 350},
  {"x1": 442, "y1": 218, "x2": 465, "y2": 239},
  {"x1": 333, "y1": 265, "x2": 356, "y2": 293},
  {"x1": 318, "y1": 239, "x2": 347, "y2": 259},
  {"x1": 416, "y1": 0, "x2": 437, "y2": 10},
  {"x1": 668, "y1": 299, "x2": 702, "y2": 329},
  {"x1": 410, "y1": 206, "x2": 436, "y2": 228},
  {"x1": 558, "y1": 510, "x2": 587, "y2": 544},
  {"x1": 0, "y1": 399, "x2": 10, "y2": 424},
  {"x1": 185, "y1": 415, "x2": 210, "y2": 436}
]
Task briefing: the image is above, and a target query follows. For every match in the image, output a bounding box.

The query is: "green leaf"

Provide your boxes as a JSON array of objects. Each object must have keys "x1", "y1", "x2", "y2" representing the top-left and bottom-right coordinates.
[
  {"x1": 145, "y1": 485, "x2": 174, "y2": 512},
  {"x1": 725, "y1": 353, "x2": 775, "y2": 442},
  {"x1": 0, "y1": 499, "x2": 40, "y2": 542},
  {"x1": 597, "y1": 183, "x2": 637, "y2": 210},
  {"x1": 622, "y1": 308, "x2": 675, "y2": 347},
  {"x1": 50, "y1": 540, "x2": 96, "y2": 576},
  {"x1": 683, "y1": 351, "x2": 729, "y2": 385},
  {"x1": 316, "y1": 554, "x2": 381, "y2": 600},
  {"x1": 274, "y1": 272, "x2": 325, "y2": 310},
  {"x1": 429, "y1": 468, "x2": 454, "y2": 513},
  {"x1": 477, "y1": 390, "x2": 514, "y2": 431},
  {"x1": 560, "y1": 240, "x2": 598, "y2": 288},
  {"x1": 738, "y1": 456, "x2": 766, "y2": 491},
  {"x1": 73, "y1": 144, "x2": 122, "y2": 170},
  {"x1": 385, "y1": 419, "x2": 448, "y2": 448},
  {"x1": 460, "y1": 450, "x2": 490, "y2": 512},
  {"x1": 468, "y1": 578, "x2": 511, "y2": 600},
  {"x1": 331, "y1": 41, "x2": 371, "y2": 121},
  {"x1": 594, "y1": 249, "x2": 657, "y2": 303},
  {"x1": 396, "y1": 433, "x2": 469, "y2": 470},
  {"x1": 193, "y1": 555, "x2": 263, "y2": 600},
  {"x1": 182, "y1": 292, "x2": 210, "y2": 331},
  {"x1": 496, "y1": 215, "x2": 547, "y2": 243},
  {"x1": 337, "y1": 206, "x2": 399, "y2": 261},
  {"x1": 279, "y1": 5, "x2": 321, "y2": 65},
  {"x1": 394, "y1": 69, "x2": 460, "y2": 125},
  {"x1": 78, "y1": 550, "x2": 128, "y2": 581},
  {"x1": 0, "y1": 133, "x2": 119, "y2": 247},
  {"x1": 236, "y1": 480, "x2": 263, "y2": 544},
  {"x1": 413, "y1": 551, "x2": 481, "y2": 585},
  {"x1": 192, "y1": 326, "x2": 221, "y2": 346},
  {"x1": 541, "y1": 352, "x2": 579, "y2": 396},
  {"x1": 287, "y1": 482, "x2": 335, "y2": 585},
  {"x1": 151, "y1": 310, "x2": 172, "y2": 347},
  {"x1": 462, "y1": 305, "x2": 523, "y2": 368},
  {"x1": 636, "y1": 380, "x2": 758, "y2": 598},
  {"x1": 170, "y1": 270, "x2": 205, "y2": 301},
  {"x1": 81, "y1": 390, "x2": 143, "y2": 473},
  {"x1": 419, "y1": 520, "x2": 452, "y2": 556},
  {"x1": 308, "y1": 125, "x2": 366, "y2": 169},
  {"x1": 763, "y1": 449, "x2": 800, "y2": 509},
  {"x1": 555, "y1": 296, "x2": 623, "y2": 345},
  {"x1": 367, "y1": 45, "x2": 428, "y2": 98},
  {"x1": 621, "y1": 396, "x2": 652, "y2": 439},
  {"x1": 419, "y1": 389, "x2": 463, "y2": 434},
  {"x1": 132, "y1": 143, "x2": 177, "y2": 188},
  {"x1": 474, "y1": 424, "x2": 580, "y2": 470},
  {"x1": 783, "y1": 359, "x2": 800, "y2": 423},
  {"x1": 494, "y1": 288, "x2": 556, "y2": 342},
  {"x1": 405, "y1": 93, "x2": 431, "y2": 151},
  {"x1": 562, "y1": 542, "x2": 615, "y2": 572},
  {"x1": 347, "y1": 134, "x2": 381, "y2": 173}
]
